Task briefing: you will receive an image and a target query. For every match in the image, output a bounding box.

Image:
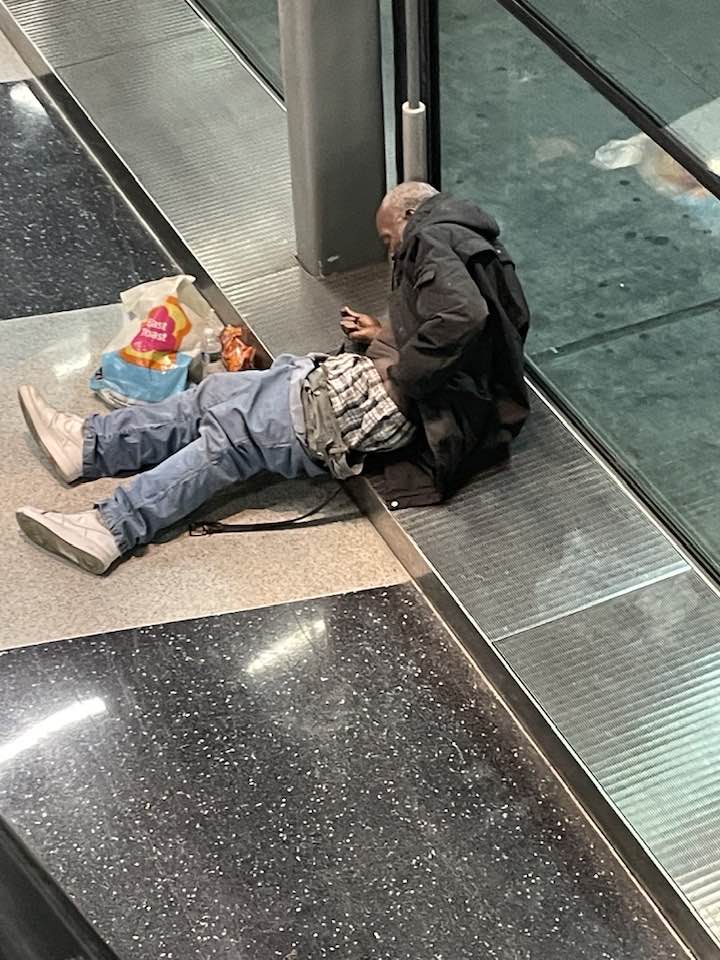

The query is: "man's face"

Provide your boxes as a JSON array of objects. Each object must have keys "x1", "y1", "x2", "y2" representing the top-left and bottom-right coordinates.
[{"x1": 376, "y1": 202, "x2": 411, "y2": 255}]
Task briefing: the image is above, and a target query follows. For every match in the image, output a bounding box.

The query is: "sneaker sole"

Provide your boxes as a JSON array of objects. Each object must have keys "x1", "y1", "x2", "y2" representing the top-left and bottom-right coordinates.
[
  {"x1": 17, "y1": 387, "x2": 76, "y2": 485},
  {"x1": 16, "y1": 511, "x2": 109, "y2": 575}
]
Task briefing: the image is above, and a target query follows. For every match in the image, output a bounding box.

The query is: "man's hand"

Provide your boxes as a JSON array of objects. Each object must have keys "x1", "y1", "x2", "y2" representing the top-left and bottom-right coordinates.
[{"x1": 340, "y1": 306, "x2": 382, "y2": 344}]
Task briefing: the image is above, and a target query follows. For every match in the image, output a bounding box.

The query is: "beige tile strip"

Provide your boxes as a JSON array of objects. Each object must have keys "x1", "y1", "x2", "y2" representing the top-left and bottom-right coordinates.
[{"x1": 1, "y1": 307, "x2": 407, "y2": 650}]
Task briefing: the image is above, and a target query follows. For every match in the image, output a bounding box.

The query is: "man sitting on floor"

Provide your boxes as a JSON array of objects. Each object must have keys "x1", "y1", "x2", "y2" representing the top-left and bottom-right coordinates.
[{"x1": 16, "y1": 182, "x2": 531, "y2": 574}]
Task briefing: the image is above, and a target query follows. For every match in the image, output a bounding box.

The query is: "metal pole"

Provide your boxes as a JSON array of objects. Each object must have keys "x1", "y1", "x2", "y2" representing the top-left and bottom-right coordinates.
[
  {"x1": 405, "y1": 0, "x2": 420, "y2": 108},
  {"x1": 402, "y1": 0, "x2": 428, "y2": 181},
  {"x1": 278, "y1": 0, "x2": 387, "y2": 275}
]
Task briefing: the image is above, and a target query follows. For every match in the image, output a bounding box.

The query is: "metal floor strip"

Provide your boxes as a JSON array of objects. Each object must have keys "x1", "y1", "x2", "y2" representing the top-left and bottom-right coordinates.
[
  {"x1": 496, "y1": 572, "x2": 720, "y2": 935},
  {"x1": 371, "y1": 400, "x2": 686, "y2": 640},
  {"x1": 61, "y1": 30, "x2": 296, "y2": 288},
  {"x1": 2, "y1": 2, "x2": 719, "y2": 956},
  {"x1": 5, "y1": 0, "x2": 197, "y2": 66},
  {"x1": 494, "y1": 563, "x2": 688, "y2": 643}
]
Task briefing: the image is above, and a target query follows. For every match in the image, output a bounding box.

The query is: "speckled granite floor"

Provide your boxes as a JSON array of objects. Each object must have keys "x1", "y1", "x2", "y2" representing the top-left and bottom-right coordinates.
[
  {"x1": 0, "y1": 586, "x2": 684, "y2": 960},
  {"x1": 0, "y1": 78, "x2": 174, "y2": 320}
]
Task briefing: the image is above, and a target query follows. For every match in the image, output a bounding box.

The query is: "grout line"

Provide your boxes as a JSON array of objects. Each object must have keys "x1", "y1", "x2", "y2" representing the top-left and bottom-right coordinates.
[
  {"x1": 532, "y1": 295, "x2": 720, "y2": 362},
  {"x1": 0, "y1": 302, "x2": 120, "y2": 325}
]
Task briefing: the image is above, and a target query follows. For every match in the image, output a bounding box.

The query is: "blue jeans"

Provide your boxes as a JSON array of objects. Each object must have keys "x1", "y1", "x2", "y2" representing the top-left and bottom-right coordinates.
[{"x1": 84, "y1": 356, "x2": 325, "y2": 552}]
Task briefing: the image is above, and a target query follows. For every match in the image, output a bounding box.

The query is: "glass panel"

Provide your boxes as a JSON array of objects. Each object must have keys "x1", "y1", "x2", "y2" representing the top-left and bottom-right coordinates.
[
  {"x1": 526, "y1": 0, "x2": 720, "y2": 166},
  {"x1": 440, "y1": 0, "x2": 720, "y2": 567},
  {"x1": 196, "y1": 0, "x2": 283, "y2": 93},
  {"x1": 192, "y1": 0, "x2": 396, "y2": 171}
]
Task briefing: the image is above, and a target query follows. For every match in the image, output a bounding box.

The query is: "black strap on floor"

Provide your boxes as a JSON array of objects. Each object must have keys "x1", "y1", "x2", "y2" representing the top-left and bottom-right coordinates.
[{"x1": 188, "y1": 487, "x2": 355, "y2": 536}]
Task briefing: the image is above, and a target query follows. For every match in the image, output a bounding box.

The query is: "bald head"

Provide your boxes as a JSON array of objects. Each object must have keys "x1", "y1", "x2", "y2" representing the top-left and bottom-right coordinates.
[{"x1": 376, "y1": 181, "x2": 438, "y2": 254}]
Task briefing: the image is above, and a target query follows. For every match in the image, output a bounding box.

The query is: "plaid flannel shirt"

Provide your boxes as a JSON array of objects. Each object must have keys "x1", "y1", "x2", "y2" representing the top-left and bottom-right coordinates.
[{"x1": 320, "y1": 353, "x2": 416, "y2": 456}]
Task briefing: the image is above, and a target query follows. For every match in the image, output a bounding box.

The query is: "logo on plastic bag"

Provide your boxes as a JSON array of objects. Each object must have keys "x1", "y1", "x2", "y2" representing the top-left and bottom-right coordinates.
[{"x1": 119, "y1": 296, "x2": 191, "y2": 370}]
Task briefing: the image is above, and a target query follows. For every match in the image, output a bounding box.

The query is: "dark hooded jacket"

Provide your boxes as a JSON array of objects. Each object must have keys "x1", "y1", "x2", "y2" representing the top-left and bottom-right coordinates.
[{"x1": 370, "y1": 193, "x2": 531, "y2": 508}]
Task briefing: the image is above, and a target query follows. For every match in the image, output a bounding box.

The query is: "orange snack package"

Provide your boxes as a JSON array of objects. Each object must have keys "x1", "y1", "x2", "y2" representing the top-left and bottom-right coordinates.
[
  {"x1": 220, "y1": 325, "x2": 256, "y2": 372},
  {"x1": 220, "y1": 326, "x2": 256, "y2": 373}
]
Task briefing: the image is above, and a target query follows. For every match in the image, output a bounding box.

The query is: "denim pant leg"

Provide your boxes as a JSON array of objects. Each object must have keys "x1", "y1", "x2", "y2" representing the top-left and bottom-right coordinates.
[
  {"x1": 96, "y1": 358, "x2": 326, "y2": 552},
  {"x1": 83, "y1": 371, "x2": 274, "y2": 478}
]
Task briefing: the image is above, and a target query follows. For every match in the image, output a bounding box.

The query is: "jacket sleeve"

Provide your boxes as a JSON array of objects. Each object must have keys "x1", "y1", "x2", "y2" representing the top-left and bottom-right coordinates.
[{"x1": 391, "y1": 237, "x2": 489, "y2": 400}]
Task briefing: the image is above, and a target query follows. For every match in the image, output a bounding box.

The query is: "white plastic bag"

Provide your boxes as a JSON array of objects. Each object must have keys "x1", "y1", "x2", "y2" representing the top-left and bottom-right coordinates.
[
  {"x1": 90, "y1": 275, "x2": 220, "y2": 405},
  {"x1": 592, "y1": 97, "x2": 720, "y2": 199}
]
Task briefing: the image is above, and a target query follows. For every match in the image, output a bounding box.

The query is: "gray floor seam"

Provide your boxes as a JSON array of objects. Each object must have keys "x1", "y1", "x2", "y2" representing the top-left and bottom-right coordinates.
[
  {"x1": 532, "y1": 295, "x2": 720, "y2": 361},
  {"x1": 53, "y1": 25, "x2": 206, "y2": 72},
  {"x1": 491, "y1": 562, "x2": 691, "y2": 643}
]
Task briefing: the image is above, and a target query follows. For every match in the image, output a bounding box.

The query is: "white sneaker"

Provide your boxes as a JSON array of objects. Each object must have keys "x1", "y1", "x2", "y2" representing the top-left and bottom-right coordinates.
[
  {"x1": 18, "y1": 384, "x2": 85, "y2": 483},
  {"x1": 16, "y1": 507, "x2": 122, "y2": 575}
]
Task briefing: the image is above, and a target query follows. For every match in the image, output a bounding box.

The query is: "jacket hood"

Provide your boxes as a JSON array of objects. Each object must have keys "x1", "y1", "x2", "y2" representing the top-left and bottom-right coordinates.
[{"x1": 401, "y1": 193, "x2": 500, "y2": 249}]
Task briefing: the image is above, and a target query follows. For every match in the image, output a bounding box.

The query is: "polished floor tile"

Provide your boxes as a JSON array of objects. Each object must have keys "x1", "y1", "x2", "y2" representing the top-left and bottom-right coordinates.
[
  {"x1": 540, "y1": 304, "x2": 720, "y2": 563},
  {"x1": 0, "y1": 586, "x2": 683, "y2": 960},
  {"x1": 0, "y1": 79, "x2": 174, "y2": 320},
  {"x1": 0, "y1": 818, "x2": 117, "y2": 960},
  {"x1": 530, "y1": 0, "x2": 720, "y2": 131},
  {"x1": 440, "y1": 1, "x2": 720, "y2": 357},
  {"x1": 1, "y1": 307, "x2": 407, "y2": 649}
]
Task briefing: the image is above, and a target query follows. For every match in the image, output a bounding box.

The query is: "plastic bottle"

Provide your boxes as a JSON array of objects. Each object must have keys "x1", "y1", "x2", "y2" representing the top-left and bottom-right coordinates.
[{"x1": 200, "y1": 325, "x2": 224, "y2": 378}]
